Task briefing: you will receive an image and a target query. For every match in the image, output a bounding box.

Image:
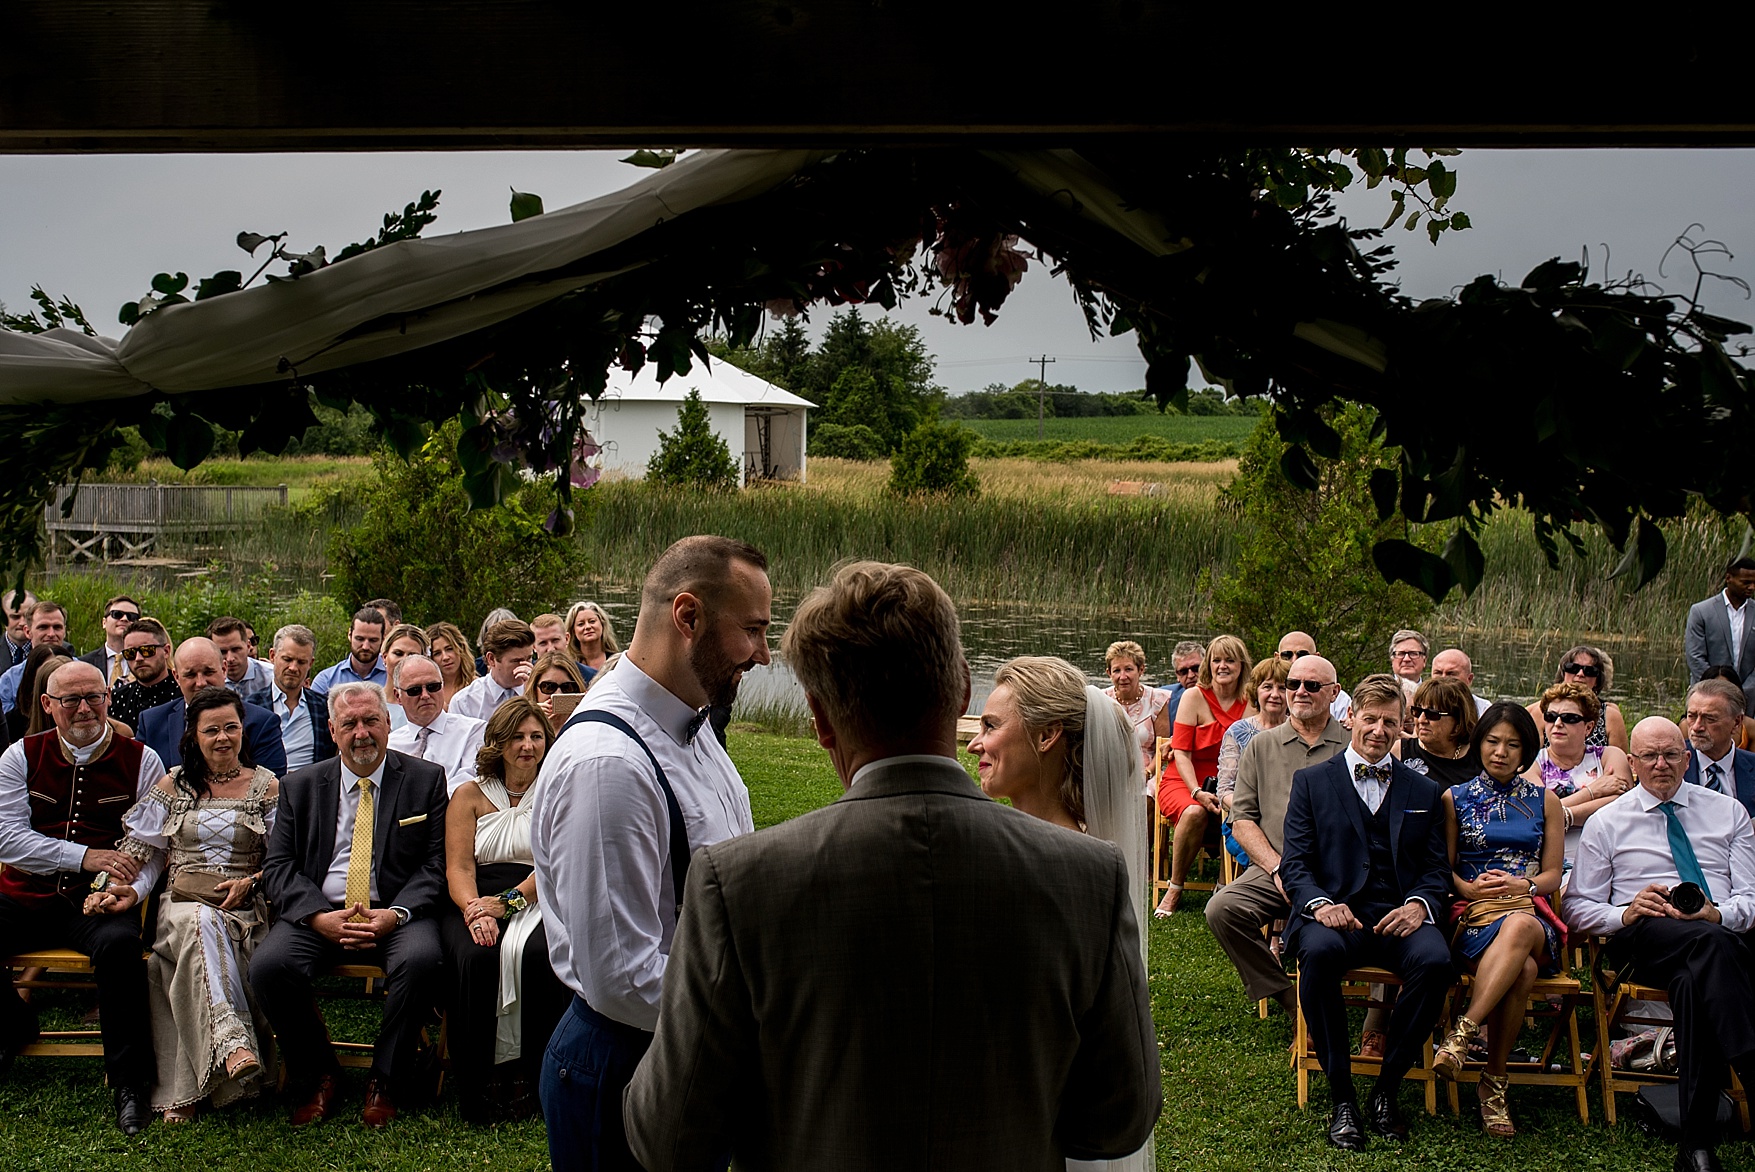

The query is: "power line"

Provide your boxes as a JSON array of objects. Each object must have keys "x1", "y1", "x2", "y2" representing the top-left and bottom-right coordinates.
[{"x1": 1032, "y1": 355, "x2": 1056, "y2": 439}]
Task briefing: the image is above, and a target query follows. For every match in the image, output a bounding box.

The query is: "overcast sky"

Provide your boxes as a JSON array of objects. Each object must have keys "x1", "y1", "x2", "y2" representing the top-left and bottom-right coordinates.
[{"x1": 2, "y1": 149, "x2": 1751, "y2": 395}]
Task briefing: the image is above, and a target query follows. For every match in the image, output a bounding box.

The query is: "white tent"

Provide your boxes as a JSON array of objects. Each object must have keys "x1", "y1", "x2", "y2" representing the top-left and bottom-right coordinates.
[{"x1": 591, "y1": 362, "x2": 812, "y2": 487}]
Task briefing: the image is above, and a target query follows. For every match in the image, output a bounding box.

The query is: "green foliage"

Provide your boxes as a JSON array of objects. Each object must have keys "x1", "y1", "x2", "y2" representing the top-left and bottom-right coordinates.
[
  {"x1": 959, "y1": 413, "x2": 1259, "y2": 447},
  {"x1": 807, "y1": 422, "x2": 887, "y2": 461},
  {"x1": 970, "y1": 436, "x2": 1238, "y2": 463},
  {"x1": 0, "y1": 286, "x2": 95, "y2": 335},
  {"x1": 1213, "y1": 406, "x2": 1435, "y2": 686},
  {"x1": 888, "y1": 419, "x2": 980, "y2": 498},
  {"x1": 327, "y1": 421, "x2": 589, "y2": 635},
  {"x1": 646, "y1": 389, "x2": 740, "y2": 490}
]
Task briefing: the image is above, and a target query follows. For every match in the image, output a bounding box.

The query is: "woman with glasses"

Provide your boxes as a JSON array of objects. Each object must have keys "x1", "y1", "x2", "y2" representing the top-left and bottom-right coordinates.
[
  {"x1": 1103, "y1": 640, "x2": 1172, "y2": 782},
  {"x1": 1395, "y1": 676, "x2": 1481, "y2": 787},
  {"x1": 523, "y1": 652, "x2": 588, "y2": 725},
  {"x1": 86, "y1": 686, "x2": 278, "y2": 1122},
  {"x1": 1156, "y1": 634, "x2": 1255, "y2": 917},
  {"x1": 1521, "y1": 680, "x2": 1633, "y2": 862},
  {"x1": 1525, "y1": 644, "x2": 1627, "y2": 752}
]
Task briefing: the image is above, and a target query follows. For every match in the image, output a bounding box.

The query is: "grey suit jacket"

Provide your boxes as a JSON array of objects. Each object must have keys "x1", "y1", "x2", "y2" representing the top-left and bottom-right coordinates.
[
  {"x1": 1685, "y1": 593, "x2": 1755, "y2": 711},
  {"x1": 624, "y1": 756, "x2": 1160, "y2": 1172}
]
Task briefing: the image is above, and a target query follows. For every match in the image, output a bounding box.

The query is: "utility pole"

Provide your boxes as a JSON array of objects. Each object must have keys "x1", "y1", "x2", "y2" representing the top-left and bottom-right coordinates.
[{"x1": 1032, "y1": 355, "x2": 1056, "y2": 439}]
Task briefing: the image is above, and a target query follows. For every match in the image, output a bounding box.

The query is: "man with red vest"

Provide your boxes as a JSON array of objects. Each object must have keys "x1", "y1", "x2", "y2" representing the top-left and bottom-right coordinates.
[{"x1": 0, "y1": 660, "x2": 163, "y2": 1135}]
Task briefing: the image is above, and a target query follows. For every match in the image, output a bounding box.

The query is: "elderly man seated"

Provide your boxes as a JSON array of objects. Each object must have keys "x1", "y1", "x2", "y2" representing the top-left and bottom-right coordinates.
[{"x1": 1566, "y1": 717, "x2": 1755, "y2": 1172}]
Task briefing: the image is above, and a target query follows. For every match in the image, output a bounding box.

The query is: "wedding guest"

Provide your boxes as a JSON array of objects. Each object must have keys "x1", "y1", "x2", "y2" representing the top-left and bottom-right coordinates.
[
  {"x1": 1278, "y1": 631, "x2": 1352, "y2": 722},
  {"x1": 137, "y1": 638, "x2": 286, "y2": 778},
  {"x1": 1389, "y1": 630, "x2": 1429, "y2": 698},
  {"x1": 0, "y1": 600, "x2": 71, "y2": 716},
  {"x1": 529, "y1": 613, "x2": 567, "y2": 659},
  {"x1": 1215, "y1": 656, "x2": 1291, "y2": 867},
  {"x1": 475, "y1": 609, "x2": 519, "y2": 676},
  {"x1": 209, "y1": 616, "x2": 274, "y2": 696},
  {"x1": 424, "y1": 621, "x2": 478, "y2": 710},
  {"x1": 1684, "y1": 557, "x2": 1755, "y2": 711},
  {"x1": 312, "y1": 607, "x2": 388, "y2": 691},
  {"x1": 87, "y1": 687, "x2": 279, "y2": 1121},
  {"x1": 251, "y1": 682, "x2": 448, "y2": 1128},
  {"x1": 1, "y1": 588, "x2": 34, "y2": 669},
  {"x1": 1521, "y1": 681, "x2": 1633, "y2": 862},
  {"x1": 440, "y1": 697, "x2": 569, "y2": 1123},
  {"x1": 1682, "y1": 678, "x2": 1755, "y2": 815},
  {"x1": 1163, "y1": 640, "x2": 1204, "y2": 723},
  {"x1": 1698, "y1": 666, "x2": 1755, "y2": 750},
  {"x1": 533, "y1": 536, "x2": 768, "y2": 1171},
  {"x1": 1525, "y1": 645, "x2": 1627, "y2": 752},
  {"x1": 449, "y1": 621, "x2": 535, "y2": 721},
  {"x1": 625, "y1": 561, "x2": 1159, "y2": 1170},
  {"x1": 387, "y1": 655, "x2": 486, "y2": 796},
  {"x1": 109, "y1": 619, "x2": 178, "y2": 730},
  {"x1": 0, "y1": 661, "x2": 161, "y2": 1134},
  {"x1": 78, "y1": 594, "x2": 141, "y2": 686},
  {"x1": 523, "y1": 652, "x2": 588, "y2": 726},
  {"x1": 245, "y1": 625, "x2": 336, "y2": 771},
  {"x1": 382, "y1": 624, "x2": 429, "y2": 672},
  {"x1": 1434, "y1": 702, "x2": 1564, "y2": 1137},
  {"x1": 564, "y1": 601, "x2": 618, "y2": 678},
  {"x1": 365, "y1": 599, "x2": 403, "y2": 627},
  {"x1": 1157, "y1": 634, "x2": 1254, "y2": 916},
  {"x1": 8, "y1": 648, "x2": 72, "y2": 743},
  {"x1": 1565, "y1": 717, "x2": 1755, "y2": 1172},
  {"x1": 1430, "y1": 648, "x2": 1492, "y2": 715},
  {"x1": 1102, "y1": 639, "x2": 1171, "y2": 781},
  {"x1": 1395, "y1": 676, "x2": 1480, "y2": 787}
]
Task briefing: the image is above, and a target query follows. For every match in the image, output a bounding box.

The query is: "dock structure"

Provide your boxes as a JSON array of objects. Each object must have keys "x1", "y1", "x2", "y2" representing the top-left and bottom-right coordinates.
[{"x1": 43, "y1": 483, "x2": 288, "y2": 562}]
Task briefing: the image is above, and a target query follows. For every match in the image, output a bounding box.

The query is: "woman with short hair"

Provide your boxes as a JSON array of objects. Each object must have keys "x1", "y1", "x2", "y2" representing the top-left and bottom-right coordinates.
[
  {"x1": 1521, "y1": 680, "x2": 1633, "y2": 862},
  {"x1": 1525, "y1": 644, "x2": 1626, "y2": 752},
  {"x1": 1396, "y1": 676, "x2": 1481, "y2": 787},
  {"x1": 1102, "y1": 639, "x2": 1172, "y2": 783}
]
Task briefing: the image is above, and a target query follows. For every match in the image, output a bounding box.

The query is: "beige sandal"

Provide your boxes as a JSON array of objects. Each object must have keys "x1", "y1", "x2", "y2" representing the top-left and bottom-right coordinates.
[{"x1": 1478, "y1": 1072, "x2": 1514, "y2": 1137}]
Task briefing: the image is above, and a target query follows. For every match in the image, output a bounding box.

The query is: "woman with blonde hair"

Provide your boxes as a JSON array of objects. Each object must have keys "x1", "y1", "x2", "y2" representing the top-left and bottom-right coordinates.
[
  {"x1": 424, "y1": 621, "x2": 478, "y2": 710},
  {"x1": 564, "y1": 601, "x2": 619, "y2": 677},
  {"x1": 1158, "y1": 634, "x2": 1255, "y2": 916},
  {"x1": 523, "y1": 652, "x2": 588, "y2": 724},
  {"x1": 967, "y1": 655, "x2": 1153, "y2": 1172},
  {"x1": 1102, "y1": 640, "x2": 1172, "y2": 782}
]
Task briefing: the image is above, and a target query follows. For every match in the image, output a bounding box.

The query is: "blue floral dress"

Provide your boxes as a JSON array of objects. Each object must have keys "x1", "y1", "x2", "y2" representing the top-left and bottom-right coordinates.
[{"x1": 1449, "y1": 773, "x2": 1563, "y2": 974}]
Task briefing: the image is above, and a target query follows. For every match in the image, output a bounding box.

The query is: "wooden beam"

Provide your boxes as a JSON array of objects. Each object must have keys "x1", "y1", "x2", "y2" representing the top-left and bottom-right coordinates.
[{"x1": 5, "y1": 2, "x2": 1755, "y2": 151}]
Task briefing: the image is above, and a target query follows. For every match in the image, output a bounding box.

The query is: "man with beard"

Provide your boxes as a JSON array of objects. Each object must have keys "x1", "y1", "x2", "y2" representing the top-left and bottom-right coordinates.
[{"x1": 532, "y1": 535, "x2": 769, "y2": 1172}]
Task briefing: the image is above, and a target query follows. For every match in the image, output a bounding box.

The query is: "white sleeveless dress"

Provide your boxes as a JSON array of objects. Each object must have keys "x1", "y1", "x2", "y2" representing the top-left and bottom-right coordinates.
[{"x1": 475, "y1": 778, "x2": 545, "y2": 1063}]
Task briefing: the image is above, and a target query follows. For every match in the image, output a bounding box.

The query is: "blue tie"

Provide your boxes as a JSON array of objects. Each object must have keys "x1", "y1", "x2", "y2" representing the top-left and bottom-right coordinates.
[
  {"x1": 1707, "y1": 763, "x2": 1726, "y2": 794},
  {"x1": 1659, "y1": 801, "x2": 1714, "y2": 902}
]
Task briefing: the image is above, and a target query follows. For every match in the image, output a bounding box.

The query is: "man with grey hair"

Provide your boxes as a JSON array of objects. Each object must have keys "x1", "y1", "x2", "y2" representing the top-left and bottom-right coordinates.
[
  {"x1": 625, "y1": 561, "x2": 1160, "y2": 1169},
  {"x1": 245, "y1": 624, "x2": 334, "y2": 770},
  {"x1": 253, "y1": 680, "x2": 448, "y2": 1128},
  {"x1": 387, "y1": 654, "x2": 485, "y2": 796},
  {"x1": 1164, "y1": 638, "x2": 1204, "y2": 720},
  {"x1": 533, "y1": 535, "x2": 768, "y2": 1171},
  {"x1": 1682, "y1": 678, "x2": 1755, "y2": 816},
  {"x1": 1388, "y1": 629, "x2": 1428, "y2": 698}
]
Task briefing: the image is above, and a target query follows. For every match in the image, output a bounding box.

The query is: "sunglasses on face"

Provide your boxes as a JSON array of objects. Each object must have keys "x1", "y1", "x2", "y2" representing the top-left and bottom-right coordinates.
[
  {"x1": 400, "y1": 680, "x2": 445, "y2": 697},
  {"x1": 1278, "y1": 649, "x2": 1313, "y2": 661},
  {"x1": 1174, "y1": 665, "x2": 1201, "y2": 678},
  {"x1": 122, "y1": 644, "x2": 166, "y2": 660},
  {"x1": 535, "y1": 680, "x2": 579, "y2": 695},
  {"x1": 1542, "y1": 710, "x2": 1589, "y2": 726},
  {"x1": 1409, "y1": 706, "x2": 1455, "y2": 721},
  {"x1": 106, "y1": 609, "x2": 140, "y2": 622},
  {"x1": 1562, "y1": 662, "x2": 1602, "y2": 679},
  {"x1": 1286, "y1": 679, "x2": 1329, "y2": 694}
]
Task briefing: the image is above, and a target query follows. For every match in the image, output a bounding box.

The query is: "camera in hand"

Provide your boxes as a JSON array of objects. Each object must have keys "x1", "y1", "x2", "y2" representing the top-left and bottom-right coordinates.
[{"x1": 1669, "y1": 882, "x2": 1706, "y2": 915}]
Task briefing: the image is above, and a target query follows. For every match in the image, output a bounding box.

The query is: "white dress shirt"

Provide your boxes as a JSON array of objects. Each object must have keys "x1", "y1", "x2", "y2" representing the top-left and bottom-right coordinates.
[
  {"x1": 1565, "y1": 782, "x2": 1755, "y2": 936},
  {"x1": 98, "y1": 644, "x2": 131, "y2": 684},
  {"x1": 1727, "y1": 590, "x2": 1751, "y2": 662},
  {"x1": 1696, "y1": 746, "x2": 1738, "y2": 795},
  {"x1": 388, "y1": 709, "x2": 486, "y2": 796},
  {"x1": 448, "y1": 674, "x2": 520, "y2": 722},
  {"x1": 0, "y1": 733, "x2": 164, "y2": 876},
  {"x1": 1330, "y1": 688, "x2": 1353, "y2": 724},
  {"x1": 1343, "y1": 746, "x2": 1394, "y2": 813},
  {"x1": 274, "y1": 686, "x2": 318, "y2": 770},
  {"x1": 531, "y1": 656, "x2": 754, "y2": 1030},
  {"x1": 322, "y1": 756, "x2": 387, "y2": 905}
]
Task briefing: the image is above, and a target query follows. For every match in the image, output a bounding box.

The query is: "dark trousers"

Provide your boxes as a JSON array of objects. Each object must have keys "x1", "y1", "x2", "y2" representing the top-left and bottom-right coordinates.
[
  {"x1": 1296, "y1": 917, "x2": 1454, "y2": 1103},
  {"x1": 0, "y1": 891, "x2": 154, "y2": 1086},
  {"x1": 541, "y1": 995, "x2": 653, "y2": 1172},
  {"x1": 249, "y1": 913, "x2": 442, "y2": 1095},
  {"x1": 1611, "y1": 917, "x2": 1755, "y2": 1147}
]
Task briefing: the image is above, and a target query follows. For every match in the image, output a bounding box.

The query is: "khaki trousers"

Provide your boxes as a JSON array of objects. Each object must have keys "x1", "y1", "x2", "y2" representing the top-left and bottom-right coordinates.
[{"x1": 1204, "y1": 862, "x2": 1292, "y2": 1002}]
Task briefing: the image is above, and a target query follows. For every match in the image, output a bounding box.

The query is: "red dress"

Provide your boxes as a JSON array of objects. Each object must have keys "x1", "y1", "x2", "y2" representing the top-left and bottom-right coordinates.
[{"x1": 1159, "y1": 687, "x2": 1249, "y2": 820}]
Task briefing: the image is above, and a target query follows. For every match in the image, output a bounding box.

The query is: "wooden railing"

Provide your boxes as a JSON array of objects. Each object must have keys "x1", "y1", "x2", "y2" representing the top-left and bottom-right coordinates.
[{"x1": 43, "y1": 482, "x2": 289, "y2": 561}]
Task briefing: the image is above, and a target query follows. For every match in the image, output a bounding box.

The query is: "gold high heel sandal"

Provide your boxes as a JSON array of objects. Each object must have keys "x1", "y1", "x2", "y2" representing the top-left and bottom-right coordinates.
[
  {"x1": 1478, "y1": 1072, "x2": 1514, "y2": 1137},
  {"x1": 1432, "y1": 1015, "x2": 1481, "y2": 1080}
]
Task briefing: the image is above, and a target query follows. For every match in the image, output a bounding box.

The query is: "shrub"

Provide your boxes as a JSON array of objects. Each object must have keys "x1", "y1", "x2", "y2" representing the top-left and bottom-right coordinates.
[
  {"x1": 326, "y1": 421, "x2": 589, "y2": 635},
  {"x1": 808, "y1": 422, "x2": 886, "y2": 461},
  {"x1": 888, "y1": 420, "x2": 980, "y2": 498},
  {"x1": 647, "y1": 389, "x2": 740, "y2": 490},
  {"x1": 1212, "y1": 405, "x2": 1433, "y2": 686}
]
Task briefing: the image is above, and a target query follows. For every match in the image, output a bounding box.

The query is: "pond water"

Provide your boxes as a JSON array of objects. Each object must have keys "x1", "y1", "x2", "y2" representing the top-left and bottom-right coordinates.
[{"x1": 579, "y1": 584, "x2": 1692, "y2": 723}]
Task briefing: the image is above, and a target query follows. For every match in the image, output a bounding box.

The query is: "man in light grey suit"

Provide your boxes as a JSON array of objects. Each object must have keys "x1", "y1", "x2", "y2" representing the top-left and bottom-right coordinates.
[
  {"x1": 624, "y1": 561, "x2": 1160, "y2": 1171},
  {"x1": 1685, "y1": 557, "x2": 1755, "y2": 713}
]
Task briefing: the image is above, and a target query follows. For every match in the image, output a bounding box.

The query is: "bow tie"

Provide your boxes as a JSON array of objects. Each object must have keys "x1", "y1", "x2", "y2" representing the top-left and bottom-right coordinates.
[
  {"x1": 1355, "y1": 762, "x2": 1392, "y2": 783},
  {"x1": 685, "y1": 707, "x2": 712, "y2": 744}
]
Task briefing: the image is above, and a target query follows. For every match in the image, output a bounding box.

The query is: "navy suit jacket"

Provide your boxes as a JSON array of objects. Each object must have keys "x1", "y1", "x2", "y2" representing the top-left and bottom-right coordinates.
[
  {"x1": 243, "y1": 686, "x2": 336, "y2": 765},
  {"x1": 137, "y1": 694, "x2": 288, "y2": 777},
  {"x1": 1684, "y1": 747, "x2": 1755, "y2": 818},
  {"x1": 1278, "y1": 754, "x2": 1450, "y2": 951}
]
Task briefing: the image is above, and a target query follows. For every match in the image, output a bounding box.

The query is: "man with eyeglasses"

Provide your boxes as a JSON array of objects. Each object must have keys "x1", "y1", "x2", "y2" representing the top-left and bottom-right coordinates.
[
  {"x1": 449, "y1": 620, "x2": 536, "y2": 722},
  {"x1": 1278, "y1": 631, "x2": 1354, "y2": 723},
  {"x1": 108, "y1": 619, "x2": 180, "y2": 731},
  {"x1": 136, "y1": 637, "x2": 286, "y2": 777},
  {"x1": 1387, "y1": 629, "x2": 1428, "y2": 699},
  {"x1": 1682, "y1": 679, "x2": 1755, "y2": 818},
  {"x1": 1207, "y1": 654, "x2": 1350, "y2": 1023},
  {"x1": 77, "y1": 596, "x2": 140, "y2": 686},
  {"x1": 0, "y1": 601, "x2": 74, "y2": 718},
  {"x1": 244, "y1": 624, "x2": 336, "y2": 771},
  {"x1": 387, "y1": 655, "x2": 485, "y2": 797},
  {"x1": 2, "y1": 589, "x2": 35, "y2": 669},
  {"x1": 0, "y1": 660, "x2": 163, "y2": 1134},
  {"x1": 1686, "y1": 556, "x2": 1755, "y2": 715},
  {"x1": 1567, "y1": 717, "x2": 1755, "y2": 1172}
]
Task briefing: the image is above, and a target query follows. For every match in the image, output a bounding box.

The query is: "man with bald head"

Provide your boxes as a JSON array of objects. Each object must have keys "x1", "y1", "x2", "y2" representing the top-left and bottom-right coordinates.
[
  {"x1": 136, "y1": 637, "x2": 287, "y2": 776},
  {"x1": 1430, "y1": 648, "x2": 1491, "y2": 715},
  {"x1": 1567, "y1": 717, "x2": 1755, "y2": 1172},
  {"x1": 1206, "y1": 653, "x2": 1350, "y2": 1017},
  {"x1": 0, "y1": 660, "x2": 164, "y2": 1133},
  {"x1": 1278, "y1": 632, "x2": 1353, "y2": 723}
]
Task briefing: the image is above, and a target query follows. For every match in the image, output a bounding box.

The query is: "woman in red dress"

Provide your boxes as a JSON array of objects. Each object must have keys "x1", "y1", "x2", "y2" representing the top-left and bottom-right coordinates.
[{"x1": 1155, "y1": 634, "x2": 1254, "y2": 916}]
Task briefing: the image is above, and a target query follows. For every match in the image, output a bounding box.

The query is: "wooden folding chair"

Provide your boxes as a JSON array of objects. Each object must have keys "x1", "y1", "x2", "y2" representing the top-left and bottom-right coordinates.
[
  {"x1": 315, "y1": 962, "x2": 450, "y2": 1090},
  {"x1": 1435, "y1": 972, "x2": 1593, "y2": 1122},
  {"x1": 1150, "y1": 737, "x2": 1222, "y2": 902},
  {"x1": 7, "y1": 900, "x2": 151, "y2": 1060},
  {"x1": 1292, "y1": 964, "x2": 1438, "y2": 1114}
]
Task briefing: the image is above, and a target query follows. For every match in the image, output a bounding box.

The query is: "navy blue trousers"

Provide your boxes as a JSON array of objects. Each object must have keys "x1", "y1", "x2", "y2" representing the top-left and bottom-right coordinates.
[{"x1": 541, "y1": 996, "x2": 653, "y2": 1172}]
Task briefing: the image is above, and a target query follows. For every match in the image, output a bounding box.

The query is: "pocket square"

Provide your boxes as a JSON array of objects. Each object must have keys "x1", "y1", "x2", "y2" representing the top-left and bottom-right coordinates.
[
  {"x1": 1403, "y1": 808, "x2": 1429, "y2": 814},
  {"x1": 397, "y1": 813, "x2": 428, "y2": 827}
]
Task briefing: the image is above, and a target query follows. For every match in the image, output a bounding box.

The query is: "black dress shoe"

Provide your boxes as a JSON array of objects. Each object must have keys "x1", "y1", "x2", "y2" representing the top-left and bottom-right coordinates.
[
  {"x1": 1675, "y1": 1147, "x2": 1725, "y2": 1172},
  {"x1": 1365, "y1": 1087, "x2": 1410, "y2": 1141},
  {"x1": 1327, "y1": 1101, "x2": 1367, "y2": 1151},
  {"x1": 115, "y1": 1084, "x2": 151, "y2": 1136}
]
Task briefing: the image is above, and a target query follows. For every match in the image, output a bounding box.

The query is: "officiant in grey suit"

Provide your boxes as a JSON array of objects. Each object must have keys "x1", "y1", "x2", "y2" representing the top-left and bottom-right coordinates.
[
  {"x1": 1686, "y1": 557, "x2": 1755, "y2": 713},
  {"x1": 624, "y1": 561, "x2": 1160, "y2": 1171}
]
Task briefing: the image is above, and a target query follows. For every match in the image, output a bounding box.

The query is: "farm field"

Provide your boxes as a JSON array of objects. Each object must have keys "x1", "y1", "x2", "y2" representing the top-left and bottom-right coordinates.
[{"x1": 955, "y1": 413, "x2": 1259, "y2": 445}]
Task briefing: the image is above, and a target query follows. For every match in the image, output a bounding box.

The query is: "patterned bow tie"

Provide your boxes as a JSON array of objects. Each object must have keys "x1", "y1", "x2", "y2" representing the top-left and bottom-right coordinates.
[
  {"x1": 685, "y1": 707, "x2": 712, "y2": 744},
  {"x1": 1355, "y1": 762, "x2": 1392, "y2": 783}
]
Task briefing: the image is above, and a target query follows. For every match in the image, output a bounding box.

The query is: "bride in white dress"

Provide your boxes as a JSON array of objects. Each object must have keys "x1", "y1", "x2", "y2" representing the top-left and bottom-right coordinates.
[{"x1": 969, "y1": 656, "x2": 1156, "y2": 1172}]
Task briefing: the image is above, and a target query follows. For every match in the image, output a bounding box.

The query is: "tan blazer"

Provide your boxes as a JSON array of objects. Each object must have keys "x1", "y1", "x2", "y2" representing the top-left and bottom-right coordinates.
[{"x1": 624, "y1": 756, "x2": 1160, "y2": 1171}]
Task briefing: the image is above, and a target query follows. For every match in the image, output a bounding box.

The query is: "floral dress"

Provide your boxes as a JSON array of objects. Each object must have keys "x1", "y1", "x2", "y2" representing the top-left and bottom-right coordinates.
[
  {"x1": 1532, "y1": 746, "x2": 1607, "y2": 862},
  {"x1": 1448, "y1": 773, "x2": 1564, "y2": 975}
]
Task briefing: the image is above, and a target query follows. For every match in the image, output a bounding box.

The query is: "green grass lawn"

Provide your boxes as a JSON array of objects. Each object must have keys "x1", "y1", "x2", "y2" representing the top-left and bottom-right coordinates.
[
  {"x1": 957, "y1": 413, "x2": 1259, "y2": 445},
  {"x1": 0, "y1": 731, "x2": 1721, "y2": 1169}
]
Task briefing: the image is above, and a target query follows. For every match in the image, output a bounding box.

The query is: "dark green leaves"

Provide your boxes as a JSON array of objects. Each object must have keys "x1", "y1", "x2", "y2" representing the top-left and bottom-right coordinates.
[
  {"x1": 1372, "y1": 539, "x2": 1454, "y2": 603},
  {"x1": 1279, "y1": 443, "x2": 1320, "y2": 491},
  {"x1": 1440, "y1": 527, "x2": 1484, "y2": 596},
  {"x1": 1607, "y1": 516, "x2": 1668, "y2": 589},
  {"x1": 621, "y1": 149, "x2": 679, "y2": 170},
  {"x1": 509, "y1": 189, "x2": 544, "y2": 223},
  {"x1": 1369, "y1": 468, "x2": 1399, "y2": 522}
]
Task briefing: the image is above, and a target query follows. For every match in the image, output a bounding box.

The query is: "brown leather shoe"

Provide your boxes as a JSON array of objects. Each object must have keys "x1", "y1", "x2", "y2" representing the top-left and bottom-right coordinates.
[
  {"x1": 362, "y1": 1076, "x2": 397, "y2": 1129},
  {"x1": 290, "y1": 1073, "x2": 339, "y2": 1127}
]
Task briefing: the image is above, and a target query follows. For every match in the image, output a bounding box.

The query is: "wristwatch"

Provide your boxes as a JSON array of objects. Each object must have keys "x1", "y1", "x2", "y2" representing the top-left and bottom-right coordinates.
[
  {"x1": 392, "y1": 906, "x2": 411, "y2": 927},
  {"x1": 1526, "y1": 879, "x2": 1539, "y2": 896},
  {"x1": 500, "y1": 888, "x2": 529, "y2": 917}
]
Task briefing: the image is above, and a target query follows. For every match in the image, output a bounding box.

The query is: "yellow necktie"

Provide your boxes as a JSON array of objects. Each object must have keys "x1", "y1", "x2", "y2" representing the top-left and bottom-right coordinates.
[
  {"x1": 108, "y1": 652, "x2": 124, "y2": 685},
  {"x1": 343, "y1": 777, "x2": 374, "y2": 920}
]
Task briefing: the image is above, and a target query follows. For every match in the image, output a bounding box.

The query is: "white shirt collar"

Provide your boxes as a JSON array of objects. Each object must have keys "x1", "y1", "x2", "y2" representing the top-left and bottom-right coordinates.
[
  {"x1": 1727, "y1": 589, "x2": 1750, "y2": 614},
  {"x1": 1343, "y1": 745, "x2": 1393, "y2": 775},
  {"x1": 849, "y1": 753, "x2": 963, "y2": 790},
  {"x1": 408, "y1": 708, "x2": 447, "y2": 734},
  {"x1": 341, "y1": 754, "x2": 389, "y2": 792},
  {"x1": 1634, "y1": 782, "x2": 1694, "y2": 811},
  {"x1": 615, "y1": 657, "x2": 705, "y2": 747},
  {"x1": 1700, "y1": 745, "x2": 1737, "y2": 775}
]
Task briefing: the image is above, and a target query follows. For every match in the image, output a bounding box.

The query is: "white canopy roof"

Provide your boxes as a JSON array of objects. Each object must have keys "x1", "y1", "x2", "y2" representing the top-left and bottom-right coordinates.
[{"x1": 600, "y1": 361, "x2": 812, "y2": 409}]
